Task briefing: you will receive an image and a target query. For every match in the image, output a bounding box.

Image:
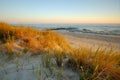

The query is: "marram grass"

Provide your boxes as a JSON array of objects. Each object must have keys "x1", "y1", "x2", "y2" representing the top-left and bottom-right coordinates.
[
  {"x1": 0, "y1": 22, "x2": 72, "y2": 54},
  {"x1": 67, "y1": 47, "x2": 120, "y2": 80}
]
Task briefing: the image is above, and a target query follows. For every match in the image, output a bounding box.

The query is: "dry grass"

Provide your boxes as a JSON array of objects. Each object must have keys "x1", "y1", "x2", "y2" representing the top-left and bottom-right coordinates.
[
  {"x1": 67, "y1": 47, "x2": 120, "y2": 80},
  {"x1": 0, "y1": 40, "x2": 2, "y2": 45},
  {"x1": 0, "y1": 22, "x2": 72, "y2": 54},
  {"x1": 4, "y1": 42, "x2": 14, "y2": 56},
  {"x1": 0, "y1": 22, "x2": 120, "y2": 80}
]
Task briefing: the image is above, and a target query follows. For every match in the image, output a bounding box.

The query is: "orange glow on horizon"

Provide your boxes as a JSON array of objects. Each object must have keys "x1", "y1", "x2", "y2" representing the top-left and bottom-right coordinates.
[
  {"x1": 27, "y1": 18, "x2": 120, "y2": 24},
  {"x1": 1, "y1": 17, "x2": 120, "y2": 24}
]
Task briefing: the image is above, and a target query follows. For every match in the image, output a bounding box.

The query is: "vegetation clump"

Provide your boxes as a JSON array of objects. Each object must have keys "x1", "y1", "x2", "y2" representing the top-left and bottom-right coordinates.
[
  {"x1": 67, "y1": 47, "x2": 120, "y2": 80},
  {"x1": 0, "y1": 22, "x2": 72, "y2": 54}
]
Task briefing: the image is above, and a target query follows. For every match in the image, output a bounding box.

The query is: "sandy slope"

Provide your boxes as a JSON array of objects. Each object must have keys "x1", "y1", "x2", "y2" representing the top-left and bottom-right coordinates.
[
  {"x1": 0, "y1": 42, "x2": 79, "y2": 80},
  {"x1": 0, "y1": 53, "x2": 79, "y2": 80}
]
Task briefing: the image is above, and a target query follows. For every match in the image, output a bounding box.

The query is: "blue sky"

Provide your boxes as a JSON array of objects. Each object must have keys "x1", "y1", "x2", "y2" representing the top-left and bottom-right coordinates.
[{"x1": 0, "y1": 0, "x2": 120, "y2": 23}]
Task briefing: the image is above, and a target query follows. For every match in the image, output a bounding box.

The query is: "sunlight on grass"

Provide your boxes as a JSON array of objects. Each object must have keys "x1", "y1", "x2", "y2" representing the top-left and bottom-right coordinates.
[
  {"x1": 0, "y1": 22, "x2": 72, "y2": 53},
  {"x1": 0, "y1": 22, "x2": 120, "y2": 80},
  {"x1": 67, "y1": 47, "x2": 120, "y2": 80}
]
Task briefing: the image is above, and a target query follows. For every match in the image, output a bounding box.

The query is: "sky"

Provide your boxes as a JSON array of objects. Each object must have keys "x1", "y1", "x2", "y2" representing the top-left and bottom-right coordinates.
[{"x1": 0, "y1": 0, "x2": 120, "y2": 24}]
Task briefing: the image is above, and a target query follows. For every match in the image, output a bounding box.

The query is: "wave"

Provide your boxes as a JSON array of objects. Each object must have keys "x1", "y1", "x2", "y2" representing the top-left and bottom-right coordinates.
[{"x1": 47, "y1": 27, "x2": 120, "y2": 36}]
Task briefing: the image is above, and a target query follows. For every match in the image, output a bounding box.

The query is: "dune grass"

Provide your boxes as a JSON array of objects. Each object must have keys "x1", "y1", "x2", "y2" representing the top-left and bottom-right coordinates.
[
  {"x1": 0, "y1": 22, "x2": 72, "y2": 54},
  {"x1": 0, "y1": 22, "x2": 120, "y2": 80},
  {"x1": 66, "y1": 47, "x2": 120, "y2": 80}
]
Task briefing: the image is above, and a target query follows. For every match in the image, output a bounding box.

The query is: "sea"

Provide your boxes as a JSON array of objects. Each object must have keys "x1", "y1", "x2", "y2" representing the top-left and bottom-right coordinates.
[{"x1": 13, "y1": 24, "x2": 120, "y2": 36}]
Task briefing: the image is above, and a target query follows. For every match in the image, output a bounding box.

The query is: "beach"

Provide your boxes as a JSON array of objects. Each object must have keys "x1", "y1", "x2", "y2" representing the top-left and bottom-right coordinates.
[
  {"x1": 0, "y1": 23, "x2": 120, "y2": 80},
  {"x1": 1, "y1": 0, "x2": 120, "y2": 79},
  {"x1": 59, "y1": 32, "x2": 120, "y2": 51}
]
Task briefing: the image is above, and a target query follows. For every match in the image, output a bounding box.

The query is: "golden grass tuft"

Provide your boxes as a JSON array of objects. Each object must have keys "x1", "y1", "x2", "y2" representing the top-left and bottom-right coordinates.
[
  {"x1": 4, "y1": 42, "x2": 14, "y2": 56},
  {"x1": 67, "y1": 47, "x2": 120, "y2": 80}
]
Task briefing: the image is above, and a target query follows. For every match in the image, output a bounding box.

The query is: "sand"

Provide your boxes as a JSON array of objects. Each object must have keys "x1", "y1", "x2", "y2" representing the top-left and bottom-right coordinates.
[
  {"x1": 59, "y1": 32, "x2": 120, "y2": 51},
  {"x1": 0, "y1": 42, "x2": 79, "y2": 80}
]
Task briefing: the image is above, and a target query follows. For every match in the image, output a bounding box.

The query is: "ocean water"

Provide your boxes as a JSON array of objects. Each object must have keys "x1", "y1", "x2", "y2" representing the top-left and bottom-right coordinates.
[{"x1": 14, "y1": 24, "x2": 120, "y2": 35}]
